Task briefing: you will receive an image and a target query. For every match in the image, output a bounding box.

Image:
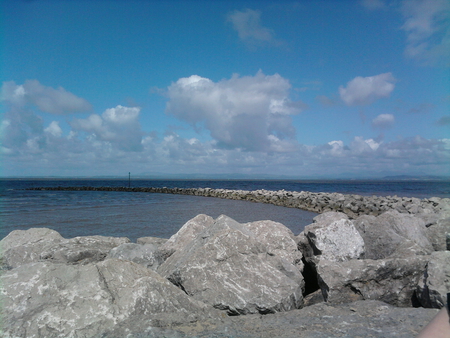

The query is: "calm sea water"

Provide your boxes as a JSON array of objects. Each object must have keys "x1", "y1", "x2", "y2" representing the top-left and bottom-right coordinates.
[{"x1": 1, "y1": 179, "x2": 449, "y2": 242}]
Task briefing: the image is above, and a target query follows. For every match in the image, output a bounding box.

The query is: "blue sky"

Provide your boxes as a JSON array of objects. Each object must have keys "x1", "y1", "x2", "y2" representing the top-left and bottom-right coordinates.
[{"x1": 1, "y1": 0, "x2": 449, "y2": 178}]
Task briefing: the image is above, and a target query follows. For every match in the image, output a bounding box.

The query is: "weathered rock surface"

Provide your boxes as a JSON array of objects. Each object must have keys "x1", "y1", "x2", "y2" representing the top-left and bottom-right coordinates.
[
  {"x1": 416, "y1": 250, "x2": 450, "y2": 309},
  {"x1": 304, "y1": 216, "x2": 365, "y2": 262},
  {"x1": 316, "y1": 255, "x2": 428, "y2": 307},
  {"x1": 0, "y1": 228, "x2": 130, "y2": 269},
  {"x1": 39, "y1": 235, "x2": 131, "y2": 265},
  {"x1": 158, "y1": 214, "x2": 214, "y2": 260},
  {"x1": 0, "y1": 259, "x2": 220, "y2": 338},
  {"x1": 245, "y1": 219, "x2": 303, "y2": 269},
  {"x1": 107, "y1": 243, "x2": 163, "y2": 270},
  {"x1": 0, "y1": 228, "x2": 64, "y2": 269},
  {"x1": 354, "y1": 210, "x2": 434, "y2": 259},
  {"x1": 158, "y1": 215, "x2": 304, "y2": 315}
]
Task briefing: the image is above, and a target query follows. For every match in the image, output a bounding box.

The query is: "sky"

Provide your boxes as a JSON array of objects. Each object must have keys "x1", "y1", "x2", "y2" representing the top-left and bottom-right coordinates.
[{"x1": 1, "y1": 0, "x2": 449, "y2": 178}]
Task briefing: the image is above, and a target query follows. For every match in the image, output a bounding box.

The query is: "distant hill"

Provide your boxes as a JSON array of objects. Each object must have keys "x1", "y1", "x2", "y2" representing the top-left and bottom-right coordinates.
[{"x1": 382, "y1": 175, "x2": 449, "y2": 181}]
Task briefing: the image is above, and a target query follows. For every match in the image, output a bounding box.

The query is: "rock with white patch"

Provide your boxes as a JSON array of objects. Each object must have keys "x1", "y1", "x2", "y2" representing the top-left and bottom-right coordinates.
[
  {"x1": 316, "y1": 255, "x2": 429, "y2": 307},
  {"x1": 157, "y1": 215, "x2": 304, "y2": 315},
  {"x1": 416, "y1": 251, "x2": 450, "y2": 309},
  {"x1": 0, "y1": 259, "x2": 219, "y2": 338},
  {"x1": 0, "y1": 228, "x2": 64, "y2": 269},
  {"x1": 107, "y1": 243, "x2": 163, "y2": 270},
  {"x1": 303, "y1": 213, "x2": 365, "y2": 262}
]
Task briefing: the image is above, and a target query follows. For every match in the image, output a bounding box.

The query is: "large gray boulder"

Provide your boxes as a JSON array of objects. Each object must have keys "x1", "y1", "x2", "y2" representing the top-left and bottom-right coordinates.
[
  {"x1": 354, "y1": 210, "x2": 433, "y2": 259},
  {"x1": 0, "y1": 228, "x2": 131, "y2": 268},
  {"x1": 158, "y1": 215, "x2": 304, "y2": 315},
  {"x1": 0, "y1": 259, "x2": 219, "y2": 338},
  {"x1": 303, "y1": 212, "x2": 365, "y2": 263},
  {"x1": 39, "y1": 235, "x2": 131, "y2": 265},
  {"x1": 416, "y1": 251, "x2": 450, "y2": 309},
  {"x1": 424, "y1": 217, "x2": 450, "y2": 251},
  {"x1": 158, "y1": 214, "x2": 214, "y2": 260},
  {"x1": 107, "y1": 243, "x2": 163, "y2": 270},
  {"x1": 245, "y1": 219, "x2": 303, "y2": 270},
  {"x1": 316, "y1": 255, "x2": 429, "y2": 307},
  {"x1": 0, "y1": 228, "x2": 64, "y2": 269}
]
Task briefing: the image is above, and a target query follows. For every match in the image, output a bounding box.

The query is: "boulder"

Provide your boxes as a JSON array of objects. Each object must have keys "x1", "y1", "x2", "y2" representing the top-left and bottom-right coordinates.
[
  {"x1": 416, "y1": 251, "x2": 450, "y2": 309},
  {"x1": 158, "y1": 214, "x2": 214, "y2": 260},
  {"x1": 316, "y1": 255, "x2": 429, "y2": 307},
  {"x1": 245, "y1": 219, "x2": 303, "y2": 270},
  {"x1": 157, "y1": 215, "x2": 304, "y2": 315},
  {"x1": 354, "y1": 211, "x2": 433, "y2": 259},
  {"x1": 39, "y1": 235, "x2": 131, "y2": 265},
  {"x1": 424, "y1": 217, "x2": 450, "y2": 251},
  {"x1": 107, "y1": 243, "x2": 163, "y2": 270},
  {"x1": 0, "y1": 228, "x2": 64, "y2": 269},
  {"x1": 303, "y1": 213, "x2": 365, "y2": 262},
  {"x1": 0, "y1": 259, "x2": 219, "y2": 338}
]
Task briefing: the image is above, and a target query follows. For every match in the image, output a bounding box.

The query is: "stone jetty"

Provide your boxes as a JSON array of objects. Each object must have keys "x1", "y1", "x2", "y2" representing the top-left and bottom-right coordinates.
[
  {"x1": 29, "y1": 185, "x2": 448, "y2": 217},
  {"x1": 1, "y1": 186, "x2": 447, "y2": 337}
]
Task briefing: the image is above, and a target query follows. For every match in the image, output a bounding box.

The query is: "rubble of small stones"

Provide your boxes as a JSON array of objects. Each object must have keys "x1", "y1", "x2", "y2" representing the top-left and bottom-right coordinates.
[{"x1": 2, "y1": 188, "x2": 449, "y2": 337}]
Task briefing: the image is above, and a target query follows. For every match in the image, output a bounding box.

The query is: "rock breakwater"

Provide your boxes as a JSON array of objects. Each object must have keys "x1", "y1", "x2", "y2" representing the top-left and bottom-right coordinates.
[{"x1": 29, "y1": 186, "x2": 449, "y2": 218}]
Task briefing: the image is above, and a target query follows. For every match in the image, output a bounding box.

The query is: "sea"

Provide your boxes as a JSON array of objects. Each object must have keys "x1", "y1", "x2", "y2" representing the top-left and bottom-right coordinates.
[{"x1": 1, "y1": 178, "x2": 449, "y2": 242}]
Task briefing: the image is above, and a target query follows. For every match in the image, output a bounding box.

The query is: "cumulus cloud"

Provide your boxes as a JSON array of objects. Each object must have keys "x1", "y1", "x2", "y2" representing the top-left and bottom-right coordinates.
[
  {"x1": 165, "y1": 71, "x2": 303, "y2": 152},
  {"x1": 227, "y1": 9, "x2": 280, "y2": 47},
  {"x1": 339, "y1": 73, "x2": 396, "y2": 106},
  {"x1": 1, "y1": 80, "x2": 92, "y2": 115},
  {"x1": 372, "y1": 113, "x2": 395, "y2": 128},
  {"x1": 400, "y1": 0, "x2": 450, "y2": 66},
  {"x1": 70, "y1": 105, "x2": 143, "y2": 151}
]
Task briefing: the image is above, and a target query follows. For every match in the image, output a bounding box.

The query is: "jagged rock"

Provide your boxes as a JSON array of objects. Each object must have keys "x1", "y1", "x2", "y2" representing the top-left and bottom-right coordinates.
[
  {"x1": 39, "y1": 235, "x2": 131, "y2": 265},
  {"x1": 316, "y1": 255, "x2": 428, "y2": 307},
  {"x1": 245, "y1": 219, "x2": 303, "y2": 270},
  {"x1": 136, "y1": 236, "x2": 168, "y2": 246},
  {"x1": 416, "y1": 251, "x2": 450, "y2": 309},
  {"x1": 107, "y1": 243, "x2": 163, "y2": 270},
  {"x1": 0, "y1": 228, "x2": 64, "y2": 269},
  {"x1": 158, "y1": 214, "x2": 214, "y2": 259},
  {"x1": 157, "y1": 215, "x2": 304, "y2": 315},
  {"x1": 0, "y1": 259, "x2": 219, "y2": 338},
  {"x1": 303, "y1": 213, "x2": 365, "y2": 262},
  {"x1": 354, "y1": 211, "x2": 433, "y2": 259},
  {"x1": 424, "y1": 217, "x2": 450, "y2": 251}
]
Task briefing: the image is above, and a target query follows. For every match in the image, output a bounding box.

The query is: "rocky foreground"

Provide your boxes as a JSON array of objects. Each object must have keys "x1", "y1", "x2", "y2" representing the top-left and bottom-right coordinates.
[{"x1": 1, "y1": 190, "x2": 449, "y2": 337}]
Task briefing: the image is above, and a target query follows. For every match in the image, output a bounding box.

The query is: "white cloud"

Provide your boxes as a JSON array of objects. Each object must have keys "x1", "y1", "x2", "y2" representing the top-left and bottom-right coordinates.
[
  {"x1": 44, "y1": 121, "x2": 63, "y2": 138},
  {"x1": 400, "y1": 0, "x2": 450, "y2": 66},
  {"x1": 165, "y1": 71, "x2": 303, "y2": 152},
  {"x1": 1, "y1": 80, "x2": 92, "y2": 115},
  {"x1": 339, "y1": 73, "x2": 396, "y2": 106},
  {"x1": 227, "y1": 9, "x2": 280, "y2": 46},
  {"x1": 70, "y1": 105, "x2": 143, "y2": 152},
  {"x1": 372, "y1": 113, "x2": 395, "y2": 128}
]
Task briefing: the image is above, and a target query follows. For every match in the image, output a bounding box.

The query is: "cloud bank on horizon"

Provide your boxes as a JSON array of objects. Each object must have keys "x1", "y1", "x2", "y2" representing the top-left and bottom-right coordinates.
[{"x1": 1, "y1": 0, "x2": 449, "y2": 178}]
